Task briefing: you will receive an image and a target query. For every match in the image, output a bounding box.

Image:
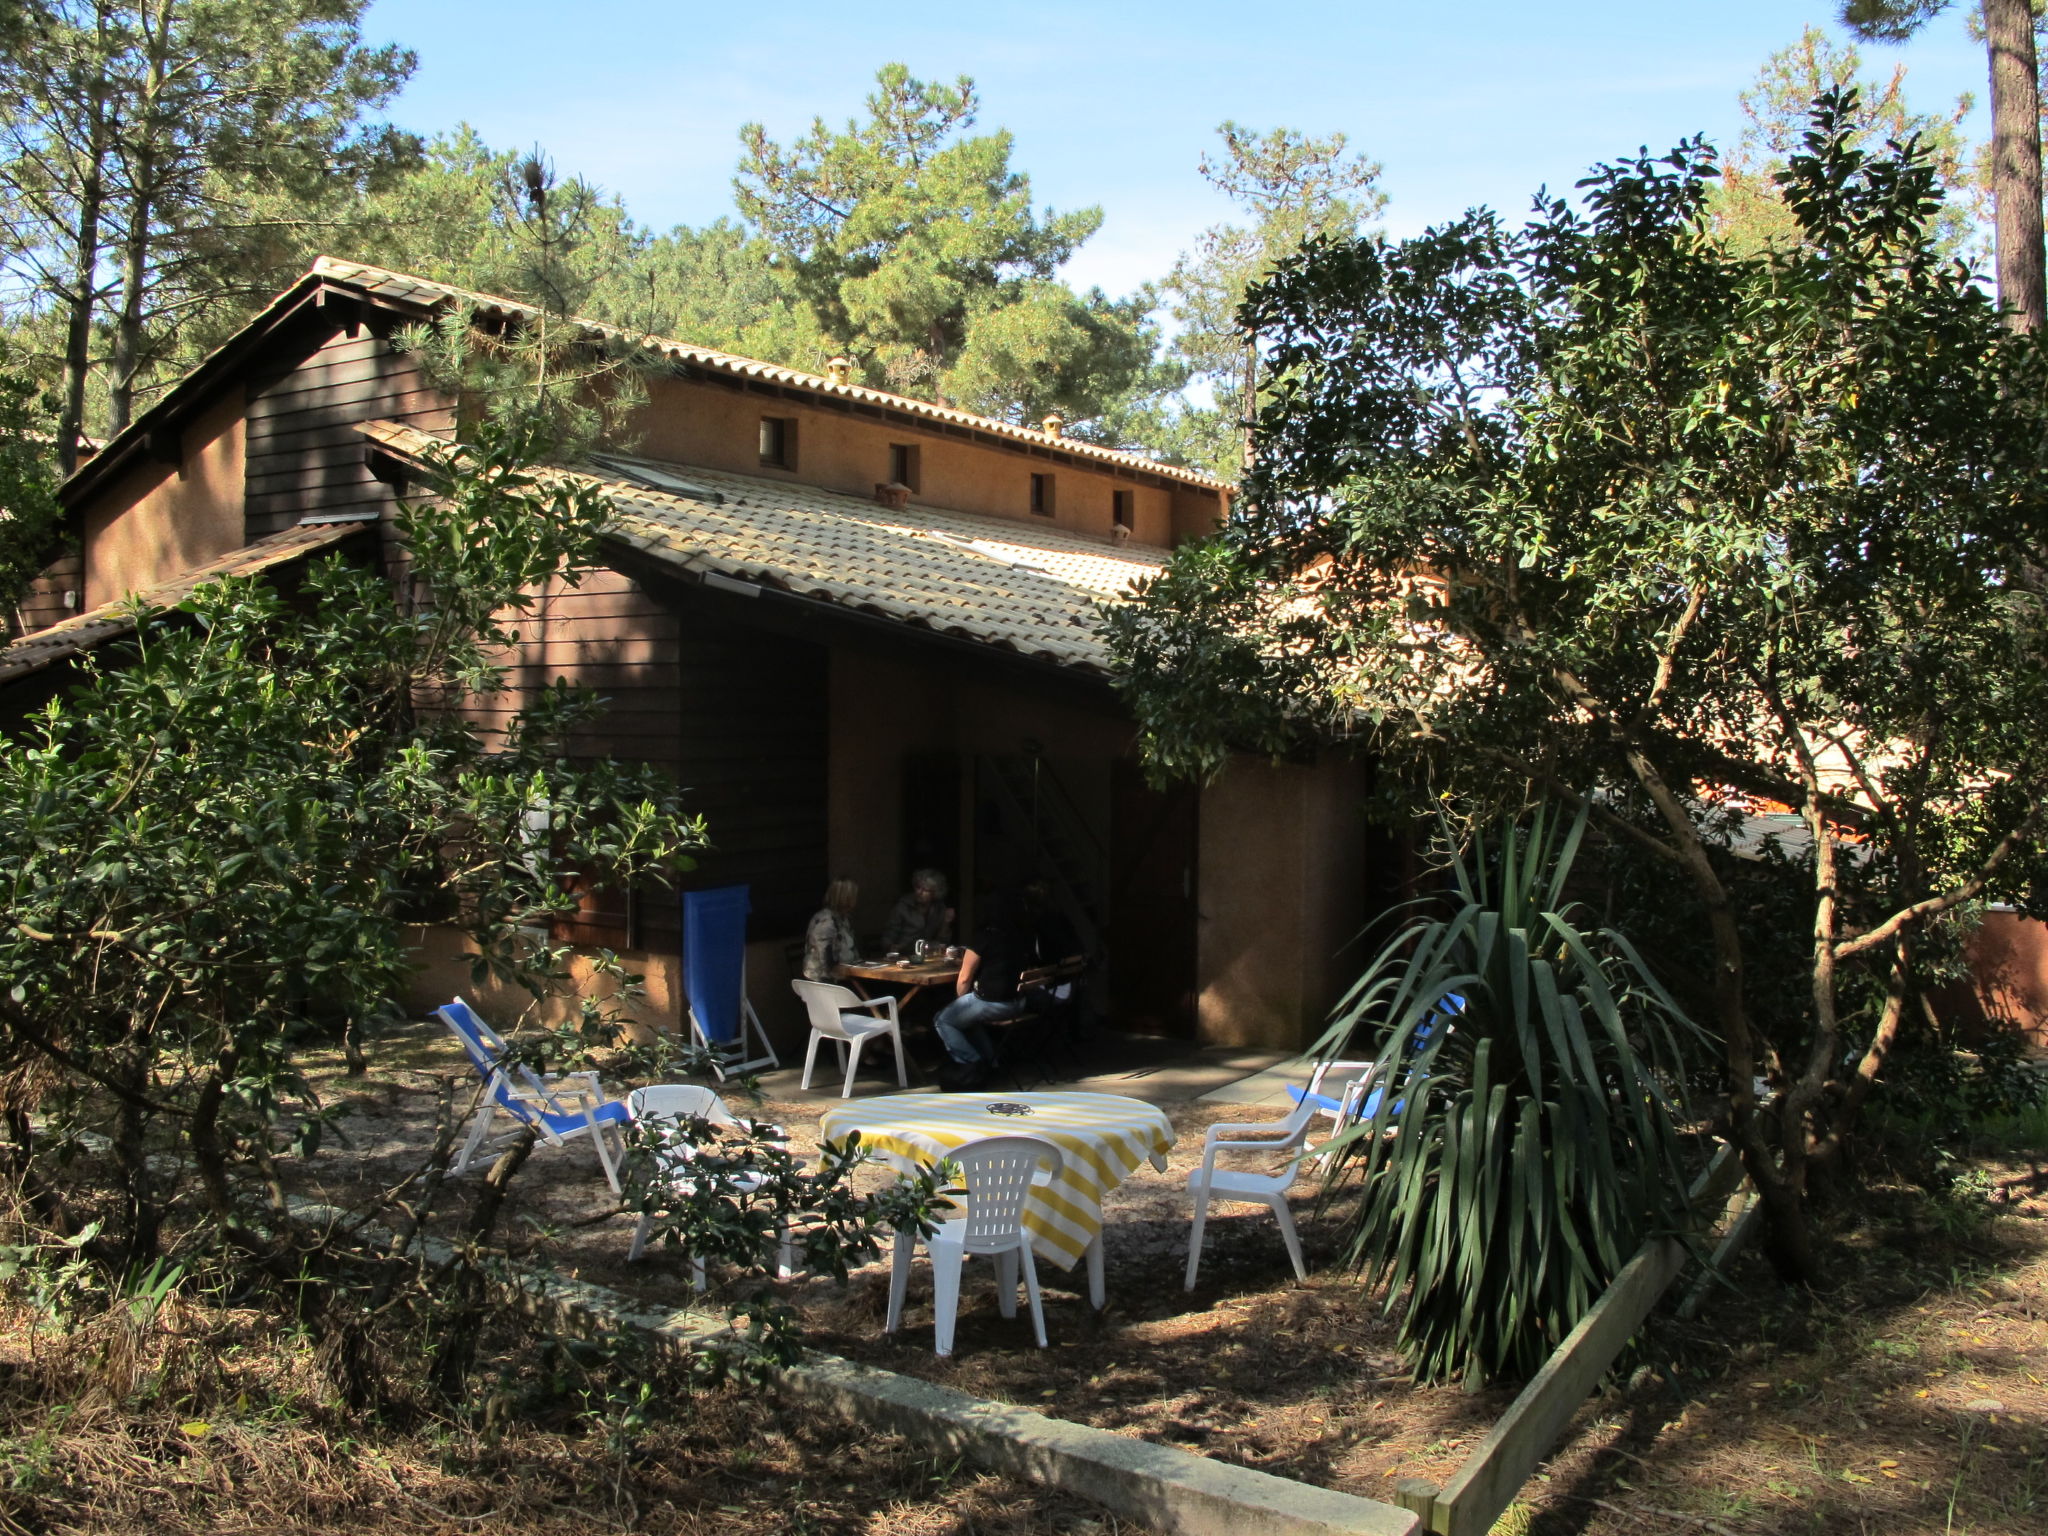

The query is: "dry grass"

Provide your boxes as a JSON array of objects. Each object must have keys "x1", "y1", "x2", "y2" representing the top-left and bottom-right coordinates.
[{"x1": 0, "y1": 1291, "x2": 1144, "y2": 1535}]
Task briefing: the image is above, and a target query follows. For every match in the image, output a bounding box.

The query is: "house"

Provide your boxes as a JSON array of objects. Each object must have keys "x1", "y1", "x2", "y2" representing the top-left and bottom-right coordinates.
[{"x1": 0, "y1": 257, "x2": 1387, "y2": 1055}]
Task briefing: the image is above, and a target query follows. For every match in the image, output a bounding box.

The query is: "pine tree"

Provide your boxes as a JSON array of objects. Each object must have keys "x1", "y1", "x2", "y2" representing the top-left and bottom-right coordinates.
[
  {"x1": 1154, "y1": 122, "x2": 1385, "y2": 478},
  {"x1": 1713, "y1": 27, "x2": 1979, "y2": 260},
  {"x1": 733, "y1": 63, "x2": 1156, "y2": 430},
  {"x1": 0, "y1": 0, "x2": 417, "y2": 468},
  {"x1": 1841, "y1": 0, "x2": 2044, "y2": 329}
]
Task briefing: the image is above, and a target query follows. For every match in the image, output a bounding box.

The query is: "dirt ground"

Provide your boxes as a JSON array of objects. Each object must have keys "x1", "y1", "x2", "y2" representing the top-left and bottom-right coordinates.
[{"x1": 290, "y1": 1023, "x2": 2048, "y2": 1535}]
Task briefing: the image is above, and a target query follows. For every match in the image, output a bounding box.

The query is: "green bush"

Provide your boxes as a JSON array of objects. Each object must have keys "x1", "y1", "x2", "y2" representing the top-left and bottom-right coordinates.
[{"x1": 1315, "y1": 801, "x2": 1708, "y2": 1388}]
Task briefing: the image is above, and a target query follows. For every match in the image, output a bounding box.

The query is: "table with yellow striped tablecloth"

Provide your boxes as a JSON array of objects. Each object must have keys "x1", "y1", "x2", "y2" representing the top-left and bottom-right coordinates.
[{"x1": 817, "y1": 1091, "x2": 1177, "y2": 1270}]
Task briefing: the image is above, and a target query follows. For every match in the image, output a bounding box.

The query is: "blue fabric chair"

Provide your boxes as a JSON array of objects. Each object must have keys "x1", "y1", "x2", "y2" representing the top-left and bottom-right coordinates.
[
  {"x1": 438, "y1": 997, "x2": 632, "y2": 1193},
  {"x1": 683, "y1": 886, "x2": 779, "y2": 1078},
  {"x1": 1288, "y1": 993, "x2": 1463, "y2": 1134}
]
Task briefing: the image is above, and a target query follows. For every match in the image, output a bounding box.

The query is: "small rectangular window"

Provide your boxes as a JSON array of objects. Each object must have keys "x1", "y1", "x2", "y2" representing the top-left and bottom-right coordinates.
[
  {"x1": 758, "y1": 416, "x2": 796, "y2": 469},
  {"x1": 1112, "y1": 489, "x2": 1134, "y2": 529},
  {"x1": 1030, "y1": 472, "x2": 1054, "y2": 516},
  {"x1": 889, "y1": 442, "x2": 920, "y2": 491}
]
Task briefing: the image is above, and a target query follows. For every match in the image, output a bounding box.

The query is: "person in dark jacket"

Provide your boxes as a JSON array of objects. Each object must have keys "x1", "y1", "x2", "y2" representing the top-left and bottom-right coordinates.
[
  {"x1": 930, "y1": 892, "x2": 1030, "y2": 1085},
  {"x1": 880, "y1": 868, "x2": 954, "y2": 954}
]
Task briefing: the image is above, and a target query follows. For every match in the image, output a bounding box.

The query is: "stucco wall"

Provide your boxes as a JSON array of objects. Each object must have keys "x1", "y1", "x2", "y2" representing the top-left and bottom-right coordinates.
[
  {"x1": 82, "y1": 389, "x2": 246, "y2": 607},
  {"x1": 1943, "y1": 909, "x2": 2048, "y2": 1050},
  {"x1": 627, "y1": 374, "x2": 1195, "y2": 546},
  {"x1": 402, "y1": 926, "x2": 816, "y2": 1059},
  {"x1": 1196, "y1": 753, "x2": 1371, "y2": 1051}
]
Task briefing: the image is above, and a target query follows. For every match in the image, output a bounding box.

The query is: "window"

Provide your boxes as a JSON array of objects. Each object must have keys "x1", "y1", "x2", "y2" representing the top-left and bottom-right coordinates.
[
  {"x1": 888, "y1": 442, "x2": 920, "y2": 490},
  {"x1": 1030, "y1": 472, "x2": 1054, "y2": 516},
  {"x1": 1112, "y1": 489, "x2": 1134, "y2": 529},
  {"x1": 758, "y1": 415, "x2": 796, "y2": 469}
]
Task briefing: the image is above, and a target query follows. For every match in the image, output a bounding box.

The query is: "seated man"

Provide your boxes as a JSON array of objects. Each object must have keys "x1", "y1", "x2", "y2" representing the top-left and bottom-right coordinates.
[
  {"x1": 881, "y1": 868, "x2": 954, "y2": 955},
  {"x1": 930, "y1": 894, "x2": 1029, "y2": 1088}
]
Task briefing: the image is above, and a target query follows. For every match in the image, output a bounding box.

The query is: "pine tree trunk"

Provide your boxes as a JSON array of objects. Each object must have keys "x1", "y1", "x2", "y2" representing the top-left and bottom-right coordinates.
[
  {"x1": 106, "y1": 8, "x2": 171, "y2": 437},
  {"x1": 1986, "y1": 0, "x2": 2045, "y2": 332},
  {"x1": 56, "y1": 166, "x2": 106, "y2": 475},
  {"x1": 106, "y1": 179, "x2": 154, "y2": 438}
]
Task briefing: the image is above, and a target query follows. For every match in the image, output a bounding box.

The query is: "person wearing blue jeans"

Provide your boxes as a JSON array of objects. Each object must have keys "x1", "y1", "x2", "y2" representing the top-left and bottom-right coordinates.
[
  {"x1": 932, "y1": 991, "x2": 1023, "y2": 1077},
  {"x1": 933, "y1": 898, "x2": 1030, "y2": 1087}
]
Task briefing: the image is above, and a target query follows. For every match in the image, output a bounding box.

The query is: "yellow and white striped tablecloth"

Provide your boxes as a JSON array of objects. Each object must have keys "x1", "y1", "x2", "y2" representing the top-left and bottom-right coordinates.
[{"x1": 818, "y1": 1091, "x2": 1177, "y2": 1269}]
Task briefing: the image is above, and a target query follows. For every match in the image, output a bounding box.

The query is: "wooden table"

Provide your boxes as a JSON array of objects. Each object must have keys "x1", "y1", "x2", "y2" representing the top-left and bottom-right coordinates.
[
  {"x1": 817, "y1": 1091, "x2": 1177, "y2": 1305},
  {"x1": 840, "y1": 958, "x2": 961, "y2": 1012}
]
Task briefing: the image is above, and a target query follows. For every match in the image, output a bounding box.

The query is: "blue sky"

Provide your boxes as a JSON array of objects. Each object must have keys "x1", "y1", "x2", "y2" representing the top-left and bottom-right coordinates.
[{"x1": 358, "y1": 1, "x2": 1989, "y2": 297}]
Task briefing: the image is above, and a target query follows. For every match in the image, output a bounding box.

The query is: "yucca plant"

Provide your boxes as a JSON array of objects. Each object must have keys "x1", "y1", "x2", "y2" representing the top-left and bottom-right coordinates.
[{"x1": 1315, "y1": 800, "x2": 1706, "y2": 1389}]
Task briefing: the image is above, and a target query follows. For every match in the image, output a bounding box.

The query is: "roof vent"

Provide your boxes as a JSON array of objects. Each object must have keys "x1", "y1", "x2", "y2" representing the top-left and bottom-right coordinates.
[
  {"x1": 825, "y1": 356, "x2": 853, "y2": 386},
  {"x1": 1041, "y1": 411, "x2": 1064, "y2": 438}
]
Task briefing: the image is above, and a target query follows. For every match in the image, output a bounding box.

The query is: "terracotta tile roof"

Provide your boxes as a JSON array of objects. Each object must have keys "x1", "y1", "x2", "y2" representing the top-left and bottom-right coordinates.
[
  {"x1": 310, "y1": 256, "x2": 1229, "y2": 494},
  {"x1": 356, "y1": 420, "x2": 1165, "y2": 675},
  {"x1": 0, "y1": 521, "x2": 364, "y2": 685}
]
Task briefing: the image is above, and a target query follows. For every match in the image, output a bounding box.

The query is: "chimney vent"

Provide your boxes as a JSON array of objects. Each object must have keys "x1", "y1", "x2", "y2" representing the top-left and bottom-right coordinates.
[
  {"x1": 825, "y1": 356, "x2": 853, "y2": 386},
  {"x1": 1041, "y1": 411, "x2": 1064, "y2": 438}
]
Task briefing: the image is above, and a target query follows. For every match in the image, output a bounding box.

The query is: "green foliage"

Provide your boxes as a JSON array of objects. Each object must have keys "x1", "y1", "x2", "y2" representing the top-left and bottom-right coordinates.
[
  {"x1": 589, "y1": 216, "x2": 827, "y2": 365},
  {"x1": 384, "y1": 148, "x2": 676, "y2": 458},
  {"x1": 0, "y1": 418, "x2": 702, "y2": 1260},
  {"x1": 622, "y1": 1118, "x2": 948, "y2": 1364},
  {"x1": 1151, "y1": 122, "x2": 1386, "y2": 477},
  {"x1": 1711, "y1": 26, "x2": 1978, "y2": 261},
  {"x1": 0, "y1": 347, "x2": 58, "y2": 625},
  {"x1": 1318, "y1": 802, "x2": 1702, "y2": 1387},
  {"x1": 1106, "y1": 92, "x2": 2048, "y2": 1278},
  {"x1": 0, "y1": 0, "x2": 419, "y2": 448},
  {"x1": 734, "y1": 63, "x2": 1161, "y2": 432}
]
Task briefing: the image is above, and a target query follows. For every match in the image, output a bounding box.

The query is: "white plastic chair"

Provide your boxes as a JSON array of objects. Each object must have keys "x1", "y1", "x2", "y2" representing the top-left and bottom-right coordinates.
[
  {"x1": 438, "y1": 998, "x2": 629, "y2": 1193},
  {"x1": 885, "y1": 1135, "x2": 1062, "y2": 1357},
  {"x1": 790, "y1": 979, "x2": 908, "y2": 1097},
  {"x1": 1184, "y1": 1095, "x2": 1319, "y2": 1291},
  {"x1": 623, "y1": 1085, "x2": 794, "y2": 1284},
  {"x1": 1287, "y1": 1058, "x2": 1382, "y2": 1137}
]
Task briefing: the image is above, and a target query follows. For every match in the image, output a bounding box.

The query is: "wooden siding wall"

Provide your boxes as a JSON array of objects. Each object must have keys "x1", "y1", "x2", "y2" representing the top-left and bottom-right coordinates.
[
  {"x1": 670, "y1": 606, "x2": 828, "y2": 938},
  {"x1": 243, "y1": 321, "x2": 452, "y2": 539},
  {"x1": 10, "y1": 548, "x2": 82, "y2": 637},
  {"x1": 487, "y1": 574, "x2": 826, "y2": 952}
]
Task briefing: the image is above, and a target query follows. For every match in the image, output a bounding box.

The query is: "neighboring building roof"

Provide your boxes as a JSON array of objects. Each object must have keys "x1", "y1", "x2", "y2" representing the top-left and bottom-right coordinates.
[
  {"x1": 357, "y1": 420, "x2": 1168, "y2": 676},
  {"x1": 0, "y1": 521, "x2": 363, "y2": 685},
  {"x1": 308, "y1": 256, "x2": 1229, "y2": 493}
]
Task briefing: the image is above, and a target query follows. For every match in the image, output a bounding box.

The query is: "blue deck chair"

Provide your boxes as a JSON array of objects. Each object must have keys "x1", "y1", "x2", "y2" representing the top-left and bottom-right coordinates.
[
  {"x1": 1290, "y1": 992, "x2": 1464, "y2": 1136},
  {"x1": 438, "y1": 997, "x2": 631, "y2": 1193},
  {"x1": 682, "y1": 885, "x2": 779, "y2": 1078}
]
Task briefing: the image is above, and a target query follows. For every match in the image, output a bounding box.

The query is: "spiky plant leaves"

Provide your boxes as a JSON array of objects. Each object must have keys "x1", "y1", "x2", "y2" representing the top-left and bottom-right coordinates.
[{"x1": 1315, "y1": 800, "x2": 1706, "y2": 1388}]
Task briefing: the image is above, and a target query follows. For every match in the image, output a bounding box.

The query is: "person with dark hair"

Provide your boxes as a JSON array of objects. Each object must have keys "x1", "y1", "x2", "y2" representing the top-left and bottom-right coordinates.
[{"x1": 930, "y1": 891, "x2": 1031, "y2": 1087}]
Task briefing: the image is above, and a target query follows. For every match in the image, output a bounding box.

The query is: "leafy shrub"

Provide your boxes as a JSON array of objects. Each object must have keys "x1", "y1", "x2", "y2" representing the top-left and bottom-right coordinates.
[{"x1": 1316, "y1": 801, "x2": 1708, "y2": 1388}]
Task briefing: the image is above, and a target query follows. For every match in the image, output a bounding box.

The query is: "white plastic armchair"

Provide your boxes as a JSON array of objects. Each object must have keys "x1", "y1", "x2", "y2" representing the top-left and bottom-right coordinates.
[
  {"x1": 623, "y1": 1085, "x2": 794, "y2": 1284},
  {"x1": 885, "y1": 1135, "x2": 1062, "y2": 1357},
  {"x1": 791, "y1": 979, "x2": 908, "y2": 1097},
  {"x1": 1184, "y1": 1095, "x2": 1319, "y2": 1291}
]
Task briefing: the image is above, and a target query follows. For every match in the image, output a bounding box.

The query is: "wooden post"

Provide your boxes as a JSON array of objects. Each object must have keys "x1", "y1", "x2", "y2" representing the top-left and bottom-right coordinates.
[{"x1": 1391, "y1": 1478, "x2": 1442, "y2": 1532}]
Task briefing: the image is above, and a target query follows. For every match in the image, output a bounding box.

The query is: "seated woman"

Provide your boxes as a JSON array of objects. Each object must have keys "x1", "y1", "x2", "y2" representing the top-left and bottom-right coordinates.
[
  {"x1": 803, "y1": 877, "x2": 861, "y2": 982},
  {"x1": 881, "y1": 868, "x2": 954, "y2": 955}
]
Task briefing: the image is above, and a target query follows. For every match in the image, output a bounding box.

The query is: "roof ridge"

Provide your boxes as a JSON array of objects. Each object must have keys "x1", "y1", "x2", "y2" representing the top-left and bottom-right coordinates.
[{"x1": 307, "y1": 255, "x2": 1230, "y2": 493}]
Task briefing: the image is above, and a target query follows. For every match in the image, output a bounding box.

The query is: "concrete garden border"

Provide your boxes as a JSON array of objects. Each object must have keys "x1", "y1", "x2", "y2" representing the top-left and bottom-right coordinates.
[{"x1": 498, "y1": 1258, "x2": 1420, "y2": 1536}]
